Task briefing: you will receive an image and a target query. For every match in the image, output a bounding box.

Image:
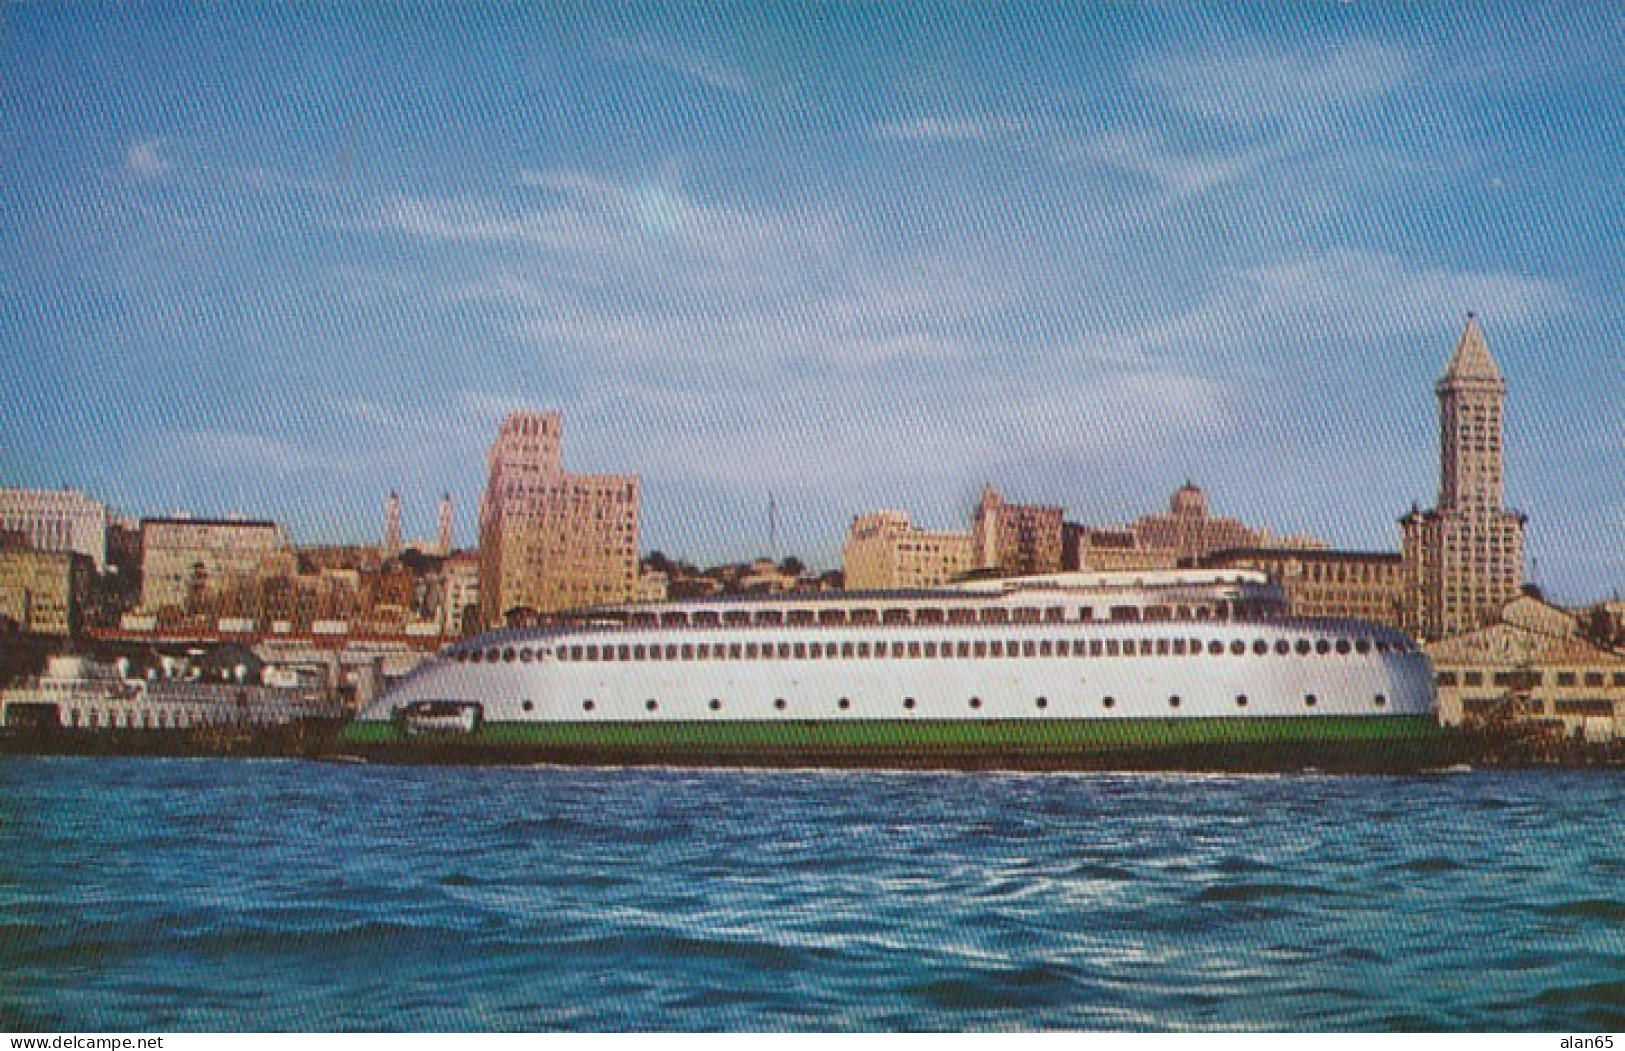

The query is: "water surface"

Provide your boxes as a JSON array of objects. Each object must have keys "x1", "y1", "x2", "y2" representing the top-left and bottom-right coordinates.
[{"x1": 2, "y1": 757, "x2": 1622, "y2": 1030}]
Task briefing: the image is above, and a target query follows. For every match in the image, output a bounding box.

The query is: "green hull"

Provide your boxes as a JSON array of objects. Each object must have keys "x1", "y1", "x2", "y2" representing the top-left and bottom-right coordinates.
[{"x1": 337, "y1": 716, "x2": 1465, "y2": 772}]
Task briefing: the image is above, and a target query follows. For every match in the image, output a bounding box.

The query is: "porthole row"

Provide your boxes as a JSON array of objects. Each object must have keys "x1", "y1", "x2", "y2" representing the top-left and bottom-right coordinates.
[
  {"x1": 559, "y1": 691, "x2": 1390, "y2": 715},
  {"x1": 462, "y1": 633, "x2": 1411, "y2": 665}
]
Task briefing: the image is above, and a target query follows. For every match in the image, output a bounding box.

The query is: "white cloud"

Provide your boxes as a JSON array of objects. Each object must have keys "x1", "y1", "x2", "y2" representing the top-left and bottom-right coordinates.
[
  {"x1": 605, "y1": 35, "x2": 753, "y2": 95},
  {"x1": 1062, "y1": 128, "x2": 1276, "y2": 198},
  {"x1": 153, "y1": 430, "x2": 334, "y2": 475},
  {"x1": 123, "y1": 139, "x2": 172, "y2": 180},
  {"x1": 873, "y1": 116, "x2": 1025, "y2": 143},
  {"x1": 379, "y1": 170, "x2": 840, "y2": 276},
  {"x1": 1142, "y1": 39, "x2": 1416, "y2": 128}
]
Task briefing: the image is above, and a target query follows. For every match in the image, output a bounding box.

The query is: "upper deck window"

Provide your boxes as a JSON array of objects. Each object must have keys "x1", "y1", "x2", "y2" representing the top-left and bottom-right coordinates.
[
  {"x1": 850, "y1": 609, "x2": 879, "y2": 625},
  {"x1": 818, "y1": 610, "x2": 848, "y2": 626},
  {"x1": 1012, "y1": 607, "x2": 1040, "y2": 624},
  {"x1": 948, "y1": 609, "x2": 977, "y2": 625},
  {"x1": 724, "y1": 611, "x2": 751, "y2": 627},
  {"x1": 755, "y1": 611, "x2": 783, "y2": 626},
  {"x1": 693, "y1": 612, "x2": 720, "y2": 628},
  {"x1": 788, "y1": 610, "x2": 815, "y2": 627},
  {"x1": 981, "y1": 608, "x2": 1008, "y2": 625},
  {"x1": 661, "y1": 612, "x2": 689, "y2": 628},
  {"x1": 915, "y1": 608, "x2": 944, "y2": 625},
  {"x1": 883, "y1": 608, "x2": 912, "y2": 625}
]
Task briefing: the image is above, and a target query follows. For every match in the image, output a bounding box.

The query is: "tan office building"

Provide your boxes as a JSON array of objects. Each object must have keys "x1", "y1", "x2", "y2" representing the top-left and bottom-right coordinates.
[
  {"x1": 0, "y1": 550, "x2": 94, "y2": 636},
  {"x1": 843, "y1": 511, "x2": 972, "y2": 591},
  {"x1": 1198, "y1": 548, "x2": 1406, "y2": 628},
  {"x1": 478, "y1": 411, "x2": 639, "y2": 625},
  {"x1": 1401, "y1": 316, "x2": 1526, "y2": 640},
  {"x1": 0, "y1": 488, "x2": 109, "y2": 572},
  {"x1": 140, "y1": 517, "x2": 287, "y2": 615}
]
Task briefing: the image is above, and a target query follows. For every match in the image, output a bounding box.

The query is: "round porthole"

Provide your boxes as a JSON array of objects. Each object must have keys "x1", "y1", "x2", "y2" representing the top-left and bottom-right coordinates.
[
  {"x1": 522, "y1": 700, "x2": 534, "y2": 712},
  {"x1": 708, "y1": 699, "x2": 722, "y2": 711},
  {"x1": 1305, "y1": 694, "x2": 1318, "y2": 708},
  {"x1": 583, "y1": 700, "x2": 595, "y2": 712},
  {"x1": 903, "y1": 697, "x2": 917, "y2": 710},
  {"x1": 838, "y1": 698, "x2": 851, "y2": 710},
  {"x1": 1236, "y1": 695, "x2": 1248, "y2": 708},
  {"x1": 969, "y1": 697, "x2": 983, "y2": 710},
  {"x1": 1036, "y1": 696, "x2": 1049, "y2": 710},
  {"x1": 1374, "y1": 694, "x2": 1387, "y2": 708},
  {"x1": 1169, "y1": 695, "x2": 1182, "y2": 709},
  {"x1": 1103, "y1": 696, "x2": 1116, "y2": 709},
  {"x1": 774, "y1": 698, "x2": 787, "y2": 711},
  {"x1": 645, "y1": 699, "x2": 658, "y2": 712}
]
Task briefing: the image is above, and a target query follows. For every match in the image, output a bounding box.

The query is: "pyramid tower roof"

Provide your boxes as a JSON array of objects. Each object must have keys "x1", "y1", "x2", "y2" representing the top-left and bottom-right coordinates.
[{"x1": 1439, "y1": 313, "x2": 1504, "y2": 387}]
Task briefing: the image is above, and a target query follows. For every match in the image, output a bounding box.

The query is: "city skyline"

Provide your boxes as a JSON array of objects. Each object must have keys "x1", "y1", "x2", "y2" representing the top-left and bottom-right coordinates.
[{"x1": 3, "y1": 4, "x2": 1622, "y2": 602}]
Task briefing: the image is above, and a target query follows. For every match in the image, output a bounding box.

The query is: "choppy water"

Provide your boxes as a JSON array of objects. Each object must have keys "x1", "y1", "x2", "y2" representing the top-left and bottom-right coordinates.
[{"x1": 3, "y1": 757, "x2": 1625, "y2": 1031}]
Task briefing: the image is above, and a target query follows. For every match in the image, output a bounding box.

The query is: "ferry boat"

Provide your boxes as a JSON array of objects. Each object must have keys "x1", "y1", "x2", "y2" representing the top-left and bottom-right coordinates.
[
  {"x1": 0, "y1": 655, "x2": 348, "y2": 755},
  {"x1": 341, "y1": 571, "x2": 1455, "y2": 771}
]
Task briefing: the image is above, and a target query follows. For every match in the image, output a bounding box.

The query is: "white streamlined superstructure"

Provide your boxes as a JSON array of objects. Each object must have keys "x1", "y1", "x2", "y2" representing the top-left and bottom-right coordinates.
[{"x1": 344, "y1": 571, "x2": 1449, "y2": 771}]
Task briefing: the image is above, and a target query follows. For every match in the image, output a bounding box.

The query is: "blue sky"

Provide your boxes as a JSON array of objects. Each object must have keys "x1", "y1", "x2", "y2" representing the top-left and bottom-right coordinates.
[{"x1": 1, "y1": 3, "x2": 1621, "y2": 601}]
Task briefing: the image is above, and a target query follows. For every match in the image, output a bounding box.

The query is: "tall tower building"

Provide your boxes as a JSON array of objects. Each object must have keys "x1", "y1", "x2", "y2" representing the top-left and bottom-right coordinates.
[
  {"x1": 1400, "y1": 315, "x2": 1526, "y2": 640},
  {"x1": 383, "y1": 491, "x2": 403, "y2": 557},
  {"x1": 436, "y1": 493, "x2": 454, "y2": 555},
  {"x1": 477, "y1": 411, "x2": 639, "y2": 627}
]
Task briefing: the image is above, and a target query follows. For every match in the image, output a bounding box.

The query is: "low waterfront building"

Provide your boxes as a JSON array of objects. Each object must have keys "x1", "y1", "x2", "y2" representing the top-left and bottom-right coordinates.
[
  {"x1": 1427, "y1": 596, "x2": 1625, "y2": 740},
  {"x1": 0, "y1": 550, "x2": 94, "y2": 636},
  {"x1": 1197, "y1": 548, "x2": 1406, "y2": 629},
  {"x1": 0, "y1": 488, "x2": 109, "y2": 573},
  {"x1": 844, "y1": 511, "x2": 972, "y2": 591}
]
